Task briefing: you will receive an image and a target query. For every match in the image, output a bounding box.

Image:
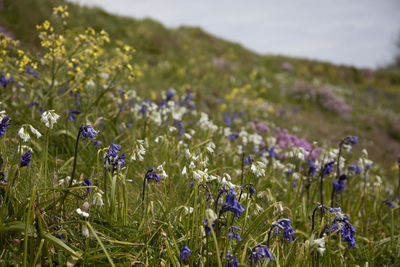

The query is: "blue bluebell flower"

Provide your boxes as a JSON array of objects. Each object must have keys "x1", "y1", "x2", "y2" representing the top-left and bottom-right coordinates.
[
  {"x1": 260, "y1": 147, "x2": 276, "y2": 158},
  {"x1": 20, "y1": 150, "x2": 32, "y2": 167},
  {"x1": 145, "y1": 168, "x2": 160, "y2": 182},
  {"x1": 384, "y1": 200, "x2": 397, "y2": 208},
  {"x1": 176, "y1": 121, "x2": 184, "y2": 136},
  {"x1": 139, "y1": 104, "x2": 147, "y2": 114},
  {"x1": 348, "y1": 136, "x2": 358, "y2": 145},
  {"x1": 229, "y1": 133, "x2": 239, "y2": 141},
  {"x1": 249, "y1": 184, "x2": 256, "y2": 198},
  {"x1": 348, "y1": 164, "x2": 361, "y2": 174},
  {"x1": 228, "y1": 226, "x2": 242, "y2": 241},
  {"x1": 167, "y1": 88, "x2": 175, "y2": 101},
  {"x1": 307, "y1": 159, "x2": 317, "y2": 176},
  {"x1": 93, "y1": 140, "x2": 102, "y2": 148},
  {"x1": 248, "y1": 244, "x2": 274, "y2": 264},
  {"x1": 180, "y1": 245, "x2": 191, "y2": 261},
  {"x1": 328, "y1": 207, "x2": 343, "y2": 213},
  {"x1": 203, "y1": 218, "x2": 212, "y2": 235},
  {"x1": 81, "y1": 177, "x2": 92, "y2": 192},
  {"x1": 81, "y1": 125, "x2": 98, "y2": 140},
  {"x1": 0, "y1": 115, "x2": 11, "y2": 137},
  {"x1": 225, "y1": 254, "x2": 239, "y2": 267},
  {"x1": 243, "y1": 156, "x2": 253, "y2": 166},
  {"x1": 332, "y1": 174, "x2": 348, "y2": 192},
  {"x1": 285, "y1": 169, "x2": 293, "y2": 176},
  {"x1": 116, "y1": 153, "x2": 126, "y2": 167},
  {"x1": 275, "y1": 218, "x2": 295, "y2": 242},
  {"x1": 29, "y1": 101, "x2": 39, "y2": 108},
  {"x1": 26, "y1": 65, "x2": 40, "y2": 79},
  {"x1": 224, "y1": 113, "x2": 232, "y2": 127},
  {"x1": 68, "y1": 109, "x2": 81, "y2": 122},
  {"x1": 322, "y1": 161, "x2": 335, "y2": 177},
  {"x1": 220, "y1": 189, "x2": 245, "y2": 218},
  {"x1": 331, "y1": 217, "x2": 357, "y2": 248},
  {"x1": 104, "y1": 143, "x2": 125, "y2": 169},
  {"x1": 0, "y1": 74, "x2": 15, "y2": 87}
]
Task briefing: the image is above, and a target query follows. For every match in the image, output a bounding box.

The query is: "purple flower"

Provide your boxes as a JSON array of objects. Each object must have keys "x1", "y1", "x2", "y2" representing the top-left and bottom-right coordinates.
[
  {"x1": 384, "y1": 200, "x2": 398, "y2": 208},
  {"x1": 249, "y1": 244, "x2": 274, "y2": 264},
  {"x1": 348, "y1": 136, "x2": 358, "y2": 145},
  {"x1": 20, "y1": 150, "x2": 32, "y2": 167},
  {"x1": 0, "y1": 74, "x2": 15, "y2": 87},
  {"x1": 26, "y1": 65, "x2": 40, "y2": 79},
  {"x1": 348, "y1": 164, "x2": 361, "y2": 174},
  {"x1": 139, "y1": 105, "x2": 147, "y2": 114},
  {"x1": 29, "y1": 101, "x2": 39, "y2": 108},
  {"x1": 203, "y1": 218, "x2": 212, "y2": 235},
  {"x1": 229, "y1": 133, "x2": 239, "y2": 141},
  {"x1": 167, "y1": 88, "x2": 175, "y2": 101},
  {"x1": 249, "y1": 185, "x2": 255, "y2": 198},
  {"x1": 328, "y1": 207, "x2": 343, "y2": 213},
  {"x1": 81, "y1": 177, "x2": 92, "y2": 192},
  {"x1": 243, "y1": 156, "x2": 253, "y2": 166},
  {"x1": 93, "y1": 140, "x2": 102, "y2": 148},
  {"x1": 145, "y1": 168, "x2": 160, "y2": 182},
  {"x1": 260, "y1": 147, "x2": 276, "y2": 158},
  {"x1": 176, "y1": 121, "x2": 184, "y2": 136},
  {"x1": 333, "y1": 174, "x2": 348, "y2": 192},
  {"x1": 104, "y1": 143, "x2": 124, "y2": 169},
  {"x1": 322, "y1": 161, "x2": 335, "y2": 177},
  {"x1": 180, "y1": 245, "x2": 191, "y2": 261},
  {"x1": 331, "y1": 217, "x2": 357, "y2": 248},
  {"x1": 275, "y1": 218, "x2": 295, "y2": 242},
  {"x1": 116, "y1": 153, "x2": 126, "y2": 167},
  {"x1": 365, "y1": 164, "x2": 372, "y2": 171},
  {"x1": 220, "y1": 189, "x2": 245, "y2": 218},
  {"x1": 81, "y1": 125, "x2": 98, "y2": 140},
  {"x1": 68, "y1": 110, "x2": 81, "y2": 122},
  {"x1": 228, "y1": 226, "x2": 242, "y2": 241},
  {"x1": 224, "y1": 113, "x2": 232, "y2": 127},
  {"x1": 0, "y1": 115, "x2": 11, "y2": 137},
  {"x1": 225, "y1": 254, "x2": 239, "y2": 267},
  {"x1": 307, "y1": 159, "x2": 317, "y2": 176}
]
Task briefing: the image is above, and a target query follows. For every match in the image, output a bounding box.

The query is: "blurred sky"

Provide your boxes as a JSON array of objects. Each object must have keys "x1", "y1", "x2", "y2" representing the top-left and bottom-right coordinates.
[{"x1": 68, "y1": 0, "x2": 400, "y2": 69}]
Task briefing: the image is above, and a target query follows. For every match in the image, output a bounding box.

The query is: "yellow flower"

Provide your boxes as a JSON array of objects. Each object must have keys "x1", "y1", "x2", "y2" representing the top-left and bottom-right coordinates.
[{"x1": 220, "y1": 104, "x2": 227, "y2": 112}]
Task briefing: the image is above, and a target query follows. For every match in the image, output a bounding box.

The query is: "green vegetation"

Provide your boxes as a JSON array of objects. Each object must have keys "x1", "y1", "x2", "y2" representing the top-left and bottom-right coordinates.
[{"x1": 0, "y1": 0, "x2": 399, "y2": 266}]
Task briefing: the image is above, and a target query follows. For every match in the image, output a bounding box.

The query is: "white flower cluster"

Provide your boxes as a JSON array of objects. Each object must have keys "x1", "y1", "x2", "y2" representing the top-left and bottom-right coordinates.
[
  {"x1": 41, "y1": 110, "x2": 60, "y2": 129},
  {"x1": 131, "y1": 139, "x2": 146, "y2": 161},
  {"x1": 18, "y1": 124, "x2": 42, "y2": 142}
]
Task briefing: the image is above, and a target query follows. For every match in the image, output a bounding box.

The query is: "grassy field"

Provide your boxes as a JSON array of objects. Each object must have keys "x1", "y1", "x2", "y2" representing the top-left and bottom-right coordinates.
[{"x1": 0, "y1": 0, "x2": 399, "y2": 266}]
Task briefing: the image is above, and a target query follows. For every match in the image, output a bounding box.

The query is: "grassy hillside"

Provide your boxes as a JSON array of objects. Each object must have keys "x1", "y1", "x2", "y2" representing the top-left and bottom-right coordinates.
[
  {"x1": 0, "y1": 0, "x2": 399, "y2": 266},
  {"x1": 1, "y1": 0, "x2": 400, "y2": 170}
]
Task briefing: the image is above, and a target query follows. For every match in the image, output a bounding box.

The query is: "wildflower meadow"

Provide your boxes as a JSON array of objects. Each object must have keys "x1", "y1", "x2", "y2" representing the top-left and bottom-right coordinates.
[{"x1": 0, "y1": 2, "x2": 400, "y2": 266}]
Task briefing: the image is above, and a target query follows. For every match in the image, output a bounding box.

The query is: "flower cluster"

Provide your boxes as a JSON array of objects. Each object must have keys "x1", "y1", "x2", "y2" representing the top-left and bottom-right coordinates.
[
  {"x1": 145, "y1": 168, "x2": 160, "y2": 182},
  {"x1": 81, "y1": 125, "x2": 98, "y2": 140},
  {"x1": 104, "y1": 143, "x2": 125, "y2": 170},
  {"x1": 249, "y1": 244, "x2": 274, "y2": 264},
  {"x1": 219, "y1": 189, "x2": 245, "y2": 218},
  {"x1": 332, "y1": 174, "x2": 348, "y2": 192},
  {"x1": 275, "y1": 218, "x2": 295, "y2": 242},
  {"x1": 0, "y1": 115, "x2": 11, "y2": 137}
]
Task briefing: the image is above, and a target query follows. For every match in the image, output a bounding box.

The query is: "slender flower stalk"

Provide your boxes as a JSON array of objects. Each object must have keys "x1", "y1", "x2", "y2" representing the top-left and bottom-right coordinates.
[
  {"x1": 320, "y1": 160, "x2": 334, "y2": 206},
  {"x1": 397, "y1": 155, "x2": 400, "y2": 197},
  {"x1": 331, "y1": 136, "x2": 358, "y2": 207},
  {"x1": 60, "y1": 125, "x2": 83, "y2": 212},
  {"x1": 142, "y1": 168, "x2": 160, "y2": 215}
]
